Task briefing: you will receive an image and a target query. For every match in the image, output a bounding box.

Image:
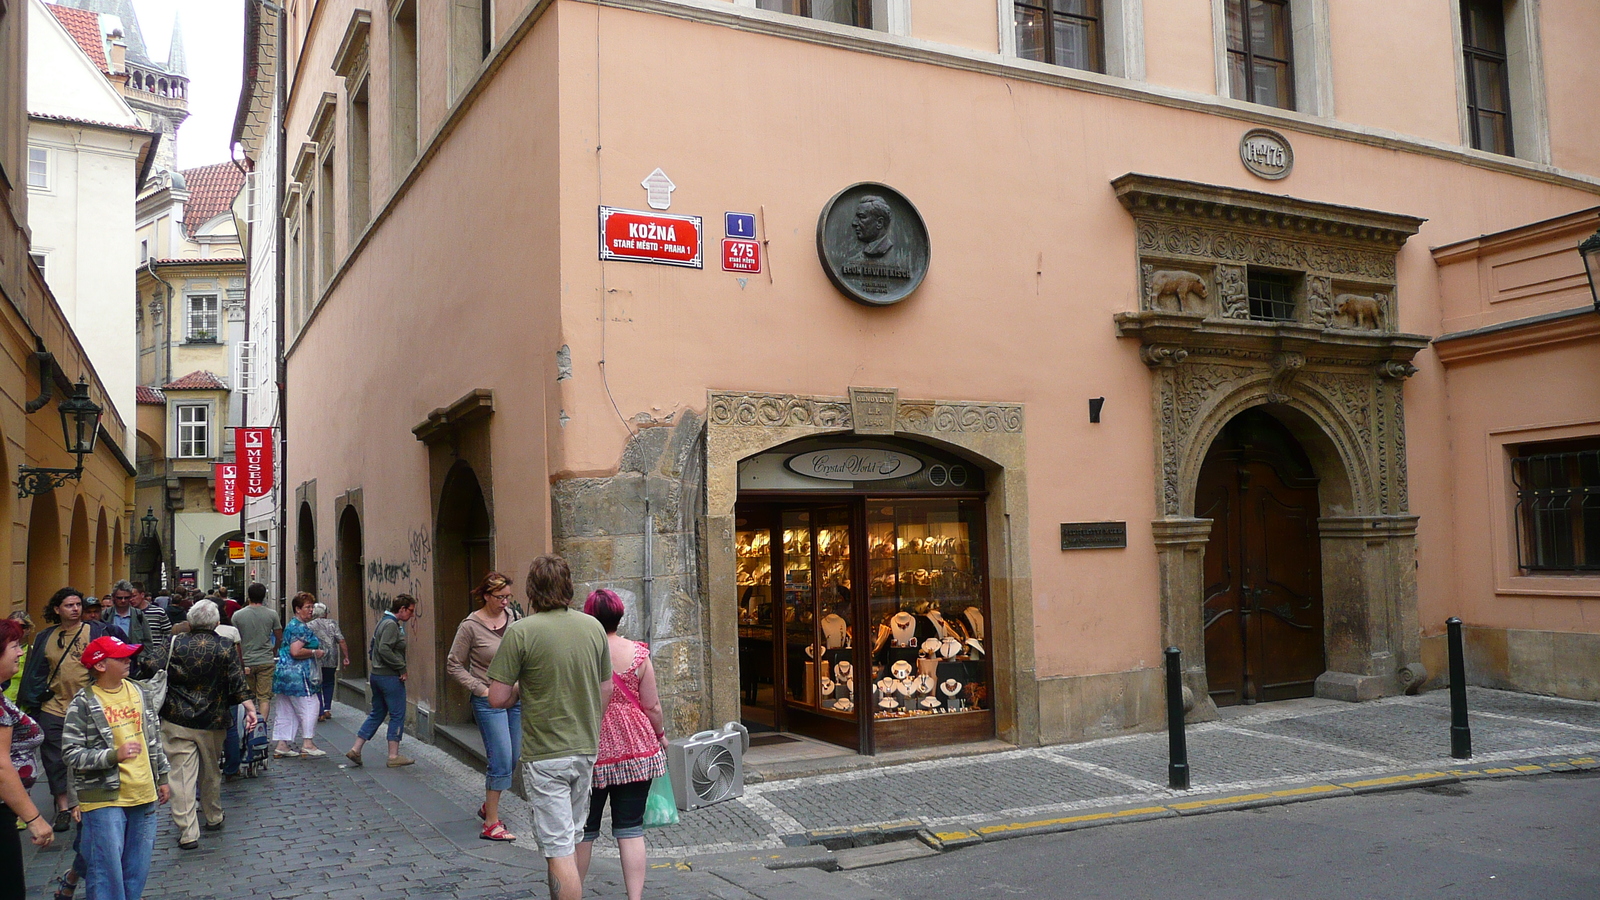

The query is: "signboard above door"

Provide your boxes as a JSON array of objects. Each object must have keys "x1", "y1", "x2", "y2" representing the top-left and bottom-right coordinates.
[{"x1": 738, "y1": 438, "x2": 983, "y2": 493}]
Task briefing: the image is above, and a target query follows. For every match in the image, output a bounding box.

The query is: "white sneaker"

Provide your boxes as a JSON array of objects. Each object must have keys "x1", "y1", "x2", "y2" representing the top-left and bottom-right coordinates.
[{"x1": 300, "y1": 747, "x2": 327, "y2": 759}]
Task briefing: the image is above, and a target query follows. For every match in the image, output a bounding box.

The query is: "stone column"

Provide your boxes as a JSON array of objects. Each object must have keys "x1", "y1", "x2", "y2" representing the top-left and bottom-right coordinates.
[
  {"x1": 1315, "y1": 515, "x2": 1420, "y2": 701},
  {"x1": 1153, "y1": 517, "x2": 1217, "y2": 723}
]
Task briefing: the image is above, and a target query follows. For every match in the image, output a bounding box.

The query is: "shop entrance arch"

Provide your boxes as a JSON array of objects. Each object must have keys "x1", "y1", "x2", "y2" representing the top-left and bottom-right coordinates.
[
  {"x1": 1197, "y1": 408, "x2": 1325, "y2": 706},
  {"x1": 434, "y1": 461, "x2": 491, "y2": 727}
]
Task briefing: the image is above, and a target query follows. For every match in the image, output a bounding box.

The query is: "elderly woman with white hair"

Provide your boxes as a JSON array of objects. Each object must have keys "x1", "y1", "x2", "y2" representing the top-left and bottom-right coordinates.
[
  {"x1": 156, "y1": 599, "x2": 257, "y2": 850},
  {"x1": 306, "y1": 602, "x2": 350, "y2": 722}
]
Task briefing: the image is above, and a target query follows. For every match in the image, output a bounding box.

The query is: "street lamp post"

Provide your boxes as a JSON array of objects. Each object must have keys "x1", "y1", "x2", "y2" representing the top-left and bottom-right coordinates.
[
  {"x1": 1580, "y1": 228, "x2": 1600, "y2": 314},
  {"x1": 16, "y1": 377, "x2": 103, "y2": 497}
]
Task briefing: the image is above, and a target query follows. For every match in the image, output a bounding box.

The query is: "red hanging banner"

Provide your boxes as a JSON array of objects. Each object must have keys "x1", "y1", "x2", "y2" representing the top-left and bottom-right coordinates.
[
  {"x1": 215, "y1": 463, "x2": 241, "y2": 515},
  {"x1": 236, "y1": 427, "x2": 274, "y2": 498}
]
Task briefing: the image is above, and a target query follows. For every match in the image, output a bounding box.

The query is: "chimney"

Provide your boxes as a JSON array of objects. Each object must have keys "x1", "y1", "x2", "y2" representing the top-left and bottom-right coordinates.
[{"x1": 108, "y1": 30, "x2": 127, "y2": 76}]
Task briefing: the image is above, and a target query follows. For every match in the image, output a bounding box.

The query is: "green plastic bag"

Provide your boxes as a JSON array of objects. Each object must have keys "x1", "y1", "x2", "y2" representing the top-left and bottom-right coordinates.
[{"x1": 643, "y1": 771, "x2": 679, "y2": 828}]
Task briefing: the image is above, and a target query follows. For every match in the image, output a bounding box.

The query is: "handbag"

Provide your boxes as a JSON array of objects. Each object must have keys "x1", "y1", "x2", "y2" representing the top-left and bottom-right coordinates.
[
  {"x1": 643, "y1": 770, "x2": 679, "y2": 828},
  {"x1": 135, "y1": 637, "x2": 173, "y2": 711}
]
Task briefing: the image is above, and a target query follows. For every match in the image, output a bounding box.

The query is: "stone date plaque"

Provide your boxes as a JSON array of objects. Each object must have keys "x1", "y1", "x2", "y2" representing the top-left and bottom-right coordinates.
[
  {"x1": 817, "y1": 183, "x2": 930, "y2": 307},
  {"x1": 1060, "y1": 521, "x2": 1128, "y2": 550}
]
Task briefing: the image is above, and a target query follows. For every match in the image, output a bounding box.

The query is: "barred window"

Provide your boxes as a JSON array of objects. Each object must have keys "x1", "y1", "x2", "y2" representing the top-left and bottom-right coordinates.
[
  {"x1": 1247, "y1": 269, "x2": 1297, "y2": 322},
  {"x1": 177, "y1": 404, "x2": 210, "y2": 458},
  {"x1": 1513, "y1": 441, "x2": 1600, "y2": 572},
  {"x1": 186, "y1": 294, "x2": 219, "y2": 341}
]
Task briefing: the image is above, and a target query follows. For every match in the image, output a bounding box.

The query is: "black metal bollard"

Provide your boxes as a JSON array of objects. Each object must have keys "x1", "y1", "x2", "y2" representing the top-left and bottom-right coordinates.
[
  {"x1": 1447, "y1": 617, "x2": 1472, "y2": 759},
  {"x1": 1165, "y1": 646, "x2": 1190, "y2": 790}
]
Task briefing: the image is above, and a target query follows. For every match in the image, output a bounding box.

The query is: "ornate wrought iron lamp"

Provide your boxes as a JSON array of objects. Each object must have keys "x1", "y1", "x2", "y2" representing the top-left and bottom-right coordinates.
[
  {"x1": 17, "y1": 377, "x2": 103, "y2": 498},
  {"x1": 125, "y1": 507, "x2": 158, "y2": 554},
  {"x1": 1580, "y1": 228, "x2": 1600, "y2": 314}
]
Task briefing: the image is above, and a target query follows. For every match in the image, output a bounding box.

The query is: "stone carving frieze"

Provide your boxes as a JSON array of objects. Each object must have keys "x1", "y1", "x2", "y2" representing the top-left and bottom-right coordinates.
[
  {"x1": 707, "y1": 392, "x2": 1023, "y2": 435},
  {"x1": 1136, "y1": 221, "x2": 1398, "y2": 281}
]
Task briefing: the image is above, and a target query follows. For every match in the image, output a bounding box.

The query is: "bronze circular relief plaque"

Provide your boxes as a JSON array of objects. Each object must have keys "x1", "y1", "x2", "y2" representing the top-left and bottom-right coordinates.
[{"x1": 816, "y1": 183, "x2": 930, "y2": 307}]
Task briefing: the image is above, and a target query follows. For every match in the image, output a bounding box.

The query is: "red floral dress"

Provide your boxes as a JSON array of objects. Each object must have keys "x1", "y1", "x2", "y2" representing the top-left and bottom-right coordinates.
[{"x1": 592, "y1": 641, "x2": 666, "y2": 789}]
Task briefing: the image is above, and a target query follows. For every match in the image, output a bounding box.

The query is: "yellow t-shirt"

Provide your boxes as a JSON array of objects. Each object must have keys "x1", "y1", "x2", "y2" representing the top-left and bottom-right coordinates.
[{"x1": 80, "y1": 682, "x2": 157, "y2": 811}]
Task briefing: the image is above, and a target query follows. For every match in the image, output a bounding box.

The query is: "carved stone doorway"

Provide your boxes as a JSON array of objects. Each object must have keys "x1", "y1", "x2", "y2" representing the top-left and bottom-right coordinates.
[
  {"x1": 1198, "y1": 407, "x2": 1325, "y2": 706},
  {"x1": 434, "y1": 462, "x2": 491, "y2": 728}
]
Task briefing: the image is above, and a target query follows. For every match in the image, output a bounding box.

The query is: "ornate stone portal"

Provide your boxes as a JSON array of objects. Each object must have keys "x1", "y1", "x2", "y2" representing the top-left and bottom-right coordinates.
[{"x1": 1112, "y1": 174, "x2": 1430, "y2": 718}]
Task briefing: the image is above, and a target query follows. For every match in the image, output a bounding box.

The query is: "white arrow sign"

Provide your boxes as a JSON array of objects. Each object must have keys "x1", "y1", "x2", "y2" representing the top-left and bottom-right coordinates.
[{"x1": 641, "y1": 168, "x2": 676, "y2": 210}]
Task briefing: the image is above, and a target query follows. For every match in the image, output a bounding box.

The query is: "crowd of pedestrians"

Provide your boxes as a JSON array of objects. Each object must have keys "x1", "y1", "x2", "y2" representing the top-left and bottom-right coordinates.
[{"x1": 2, "y1": 553, "x2": 671, "y2": 900}]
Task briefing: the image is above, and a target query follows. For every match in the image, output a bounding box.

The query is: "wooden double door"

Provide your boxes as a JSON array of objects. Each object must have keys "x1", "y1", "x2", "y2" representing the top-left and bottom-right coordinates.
[{"x1": 1197, "y1": 410, "x2": 1326, "y2": 706}]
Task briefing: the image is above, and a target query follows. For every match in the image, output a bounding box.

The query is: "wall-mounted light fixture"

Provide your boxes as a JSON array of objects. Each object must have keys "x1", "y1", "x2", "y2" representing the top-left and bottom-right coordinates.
[{"x1": 17, "y1": 376, "x2": 103, "y2": 498}]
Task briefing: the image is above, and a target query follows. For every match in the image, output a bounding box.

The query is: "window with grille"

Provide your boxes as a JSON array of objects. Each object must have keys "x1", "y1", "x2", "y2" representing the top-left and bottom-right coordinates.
[
  {"x1": 1247, "y1": 270, "x2": 1297, "y2": 321},
  {"x1": 1461, "y1": 0, "x2": 1513, "y2": 156},
  {"x1": 756, "y1": 0, "x2": 871, "y2": 29},
  {"x1": 1513, "y1": 441, "x2": 1600, "y2": 572},
  {"x1": 26, "y1": 146, "x2": 46, "y2": 188},
  {"x1": 1015, "y1": 1, "x2": 1103, "y2": 73},
  {"x1": 186, "y1": 294, "x2": 220, "y2": 341},
  {"x1": 177, "y1": 404, "x2": 210, "y2": 458},
  {"x1": 1225, "y1": 0, "x2": 1293, "y2": 110}
]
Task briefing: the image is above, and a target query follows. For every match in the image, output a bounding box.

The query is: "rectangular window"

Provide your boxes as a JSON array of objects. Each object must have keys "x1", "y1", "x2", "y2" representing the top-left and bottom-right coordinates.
[
  {"x1": 1462, "y1": 0, "x2": 1513, "y2": 156},
  {"x1": 1247, "y1": 270, "x2": 1297, "y2": 321},
  {"x1": 243, "y1": 171, "x2": 259, "y2": 224},
  {"x1": 139, "y1": 239, "x2": 149, "y2": 262},
  {"x1": 757, "y1": 0, "x2": 872, "y2": 29},
  {"x1": 235, "y1": 341, "x2": 255, "y2": 395},
  {"x1": 28, "y1": 252, "x2": 44, "y2": 278},
  {"x1": 1513, "y1": 441, "x2": 1600, "y2": 572},
  {"x1": 390, "y1": 0, "x2": 419, "y2": 175},
  {"x1": 450, "y1": 0, "x2": 490, "y2": 99},
  {"x1": 1015, "y1": 1, "x2": 1103, "y2": 73},
  {"x1": 177, "y1": 404, "x2": 210, "y2": 458},
  {"x1": 349, "y1": 80, "x2": 371, "y2": 234},
  {"x1": 319, "y1": 151, "x2": 336, "y2": 285},
  {"x1": 1225, "y1": 0, "x2": 1293, "y2": 110},
  {"x1": 26, "y1": 146, "x2": 47, "y2": 188},
  {"x1": 186, "y1": 294, "x2": 220, "y2": 341}
]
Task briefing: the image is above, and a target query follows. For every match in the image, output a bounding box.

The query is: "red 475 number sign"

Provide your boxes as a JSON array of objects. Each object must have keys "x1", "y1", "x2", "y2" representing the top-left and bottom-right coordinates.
[{"x1": 721, "y1": 238, "x2": 761, "y2": 273}]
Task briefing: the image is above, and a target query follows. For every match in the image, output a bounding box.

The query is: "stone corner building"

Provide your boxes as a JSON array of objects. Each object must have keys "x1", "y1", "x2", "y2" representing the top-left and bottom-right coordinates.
[{"x1": 248, "y1": 1, "x2": 1600, "y2": 756}]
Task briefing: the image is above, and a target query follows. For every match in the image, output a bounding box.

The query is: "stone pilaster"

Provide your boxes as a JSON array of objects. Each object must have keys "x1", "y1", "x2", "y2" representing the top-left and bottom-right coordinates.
[{"x1": 1152, "y1": 516, "x2": 1217, "y2": 723}]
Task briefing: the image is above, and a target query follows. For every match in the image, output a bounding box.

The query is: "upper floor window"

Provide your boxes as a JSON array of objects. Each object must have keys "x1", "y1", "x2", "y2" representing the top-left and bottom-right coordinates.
[
  {"x1": 757, "y1": 0, "x2": 871, "y2": 29},
  {"x1": 1225, "y1": 0, "x2": 1293, "y2": 110},
  {"x1": 176, "y1": 404, "x2": 210, "y2": 458},
  {"x1": 186, "y1": 294, "x2": 220, "y2": 341},
  {"x1": 26, "y1": 146, "x2": 47, "y2": 188},
  {"x1": 1015, "y1": 1, "x2": 1103, "y2": 73},
  {"x1": 28, "y1": 252, "x2": 45, "y2": 279},
  {"x1": 1247, "y1": 269, "x2": 1297, "y2": 321},
  {"x1": 1461, "y1": 0, "x2": 1513, "y2": 156},
  {"x1": 1513, "y1": 439, "x2": 1600, "y2": 572}
]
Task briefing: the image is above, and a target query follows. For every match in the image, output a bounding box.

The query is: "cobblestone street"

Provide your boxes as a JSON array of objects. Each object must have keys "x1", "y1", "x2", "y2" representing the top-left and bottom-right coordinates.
[{"x1": 19, "y1": 687, "x2": 1600, "y2": 898}]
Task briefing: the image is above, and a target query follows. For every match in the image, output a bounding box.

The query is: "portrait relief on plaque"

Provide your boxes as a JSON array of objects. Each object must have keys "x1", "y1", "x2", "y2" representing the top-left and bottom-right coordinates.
[{"x1": 816, "y1": 183, "x2": 931, "y2": 306}]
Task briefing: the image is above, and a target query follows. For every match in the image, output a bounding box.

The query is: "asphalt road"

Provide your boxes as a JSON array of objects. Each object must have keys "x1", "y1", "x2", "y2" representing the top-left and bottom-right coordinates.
[{"x1": 849, "y1": 771, "x2": 1600, "y2": 900}]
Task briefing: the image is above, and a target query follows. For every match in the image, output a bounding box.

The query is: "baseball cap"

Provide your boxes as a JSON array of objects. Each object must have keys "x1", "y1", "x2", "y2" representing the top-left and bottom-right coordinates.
[
  {"x1": 83, "y1": 595, "x2": 102, "y2": 608},
  {"x1": 81, "y1": 635, "x2": 142, "y2": 668}
]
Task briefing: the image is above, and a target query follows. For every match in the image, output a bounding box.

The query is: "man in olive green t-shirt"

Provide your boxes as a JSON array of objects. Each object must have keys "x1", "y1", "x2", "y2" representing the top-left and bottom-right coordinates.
[
  {"x1": 232, "y1": 583, "x2": 282, "y2": 719},
  {"x1": 487, "y1": 556, "x2": 610, "y2": 900}
]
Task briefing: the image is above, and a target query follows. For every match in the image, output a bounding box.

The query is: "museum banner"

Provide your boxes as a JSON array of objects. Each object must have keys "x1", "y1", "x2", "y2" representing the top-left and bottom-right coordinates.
[
  {"x1": 215, "y1": 463, "x2": 242, "y2": 515},
  {"x1": 236, "y1": 427, "x2": 274, "y2": 497}
]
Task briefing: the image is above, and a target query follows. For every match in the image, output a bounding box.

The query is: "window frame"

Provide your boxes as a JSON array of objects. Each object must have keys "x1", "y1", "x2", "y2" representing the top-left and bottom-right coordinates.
[
  {"x1": 1245, "y1": 268, "x2": 1299, "y2": 322},
  {"x1": 1460, "y1": 0, "x2": 1515, "y2": 156},
  {"x1": 175, "y1": 403, "x2": 211, "y2": 459},
  {"x1": 1223, "y1": 0, "x2": 1295, "y2": 111},
  {"x1": 754, "y1": 0, "x2": 875, "y2": 29},
  {"x1": 1014, "y1": 0, "x2": 1105, "y2": 75},
  {"x1": 185, "y1": 293, "x2": 221, "y2": 342},
  {"x1": 1512, "y1": 441, "x2": 1600, "y2": 573},
  {"x1": 26, "y1": 145, "x2": 47, "y2": 189}
]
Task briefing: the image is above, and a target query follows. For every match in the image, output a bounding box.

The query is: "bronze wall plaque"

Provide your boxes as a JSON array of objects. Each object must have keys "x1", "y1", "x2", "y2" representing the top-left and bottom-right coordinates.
[
  {"x1": 1060, "y1": 521, "x2": 1127, "y2": 550},
  {"x1": 816, "y1": 183, "x2": 930, "y2": 306}
]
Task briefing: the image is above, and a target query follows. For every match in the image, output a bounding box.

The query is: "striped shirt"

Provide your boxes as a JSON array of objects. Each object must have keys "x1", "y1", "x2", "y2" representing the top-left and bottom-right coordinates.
[{"x1": 143, "y1": 603, "x2": 172, "y2": 649}]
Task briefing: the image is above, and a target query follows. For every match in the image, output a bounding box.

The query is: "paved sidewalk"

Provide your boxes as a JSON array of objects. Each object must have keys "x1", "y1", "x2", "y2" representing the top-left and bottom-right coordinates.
[{"x1": 19, "y1": 687, "x2": 1600, "y2": 898}]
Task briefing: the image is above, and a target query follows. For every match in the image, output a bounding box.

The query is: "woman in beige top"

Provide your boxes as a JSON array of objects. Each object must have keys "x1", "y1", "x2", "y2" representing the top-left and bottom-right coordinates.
[{"x1": 446, "y1": 571, "x2": 521, "y2": 842}]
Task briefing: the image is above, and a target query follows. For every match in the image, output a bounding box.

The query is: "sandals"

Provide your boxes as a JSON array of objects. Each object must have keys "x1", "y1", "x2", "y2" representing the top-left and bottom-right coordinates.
[
  {"x1": 480, "y1": 821, "x2": 517, "y2": 842},
  {"x1": 272, "y1": 748, "x2": 300, "y2": 759},
  {"x1": 52, "y1": 872, "x2": 79, "y2": 900},
  {"x1": 477, "y1": 803, "x2": 487, "y2": 820}
]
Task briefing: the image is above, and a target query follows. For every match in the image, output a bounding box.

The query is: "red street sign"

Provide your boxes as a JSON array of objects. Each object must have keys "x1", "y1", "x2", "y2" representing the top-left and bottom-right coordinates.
[
  {"x1": 599, "y1": 207, "x2": 703, "y2": 268},
  {"x1": 721, "y1": 238, "x2": 761, "y2": 273},
  {"x1": 236, "y1": 427, "x2": 274, "y2": 498},
  {"x1": 214, "y1": 463, "x2": 241, "y2": 515}
]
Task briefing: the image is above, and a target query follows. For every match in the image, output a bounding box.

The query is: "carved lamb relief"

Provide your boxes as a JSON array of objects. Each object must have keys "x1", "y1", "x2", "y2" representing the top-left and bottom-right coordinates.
[{"x1": 1144, "y1": 266, "x2": 1209, "y2": 313}]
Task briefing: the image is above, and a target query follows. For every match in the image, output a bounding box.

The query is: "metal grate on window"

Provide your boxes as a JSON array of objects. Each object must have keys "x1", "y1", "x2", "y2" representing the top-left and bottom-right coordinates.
[
  {"x1": 1513, "y1": 449, "x2": 1600, "y2": 571},
  {"x1": 1247, "y1": 271, "x2": 1297, "y2": 321}
]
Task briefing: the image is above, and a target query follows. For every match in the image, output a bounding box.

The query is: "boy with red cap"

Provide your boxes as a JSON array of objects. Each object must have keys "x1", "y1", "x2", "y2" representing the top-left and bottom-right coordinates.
[{"x1": 61, "y1": 636, "x2": 170, "y2": 900}]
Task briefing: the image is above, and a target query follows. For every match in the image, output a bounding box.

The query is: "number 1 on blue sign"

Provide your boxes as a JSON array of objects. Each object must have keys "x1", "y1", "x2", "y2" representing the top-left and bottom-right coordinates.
[{"x1": 726, "y1": 212, "x2": 756, "y2": 238}]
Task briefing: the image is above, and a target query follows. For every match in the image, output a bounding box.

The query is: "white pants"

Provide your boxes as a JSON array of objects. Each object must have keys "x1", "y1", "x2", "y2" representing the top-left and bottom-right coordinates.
[{"x1": 271, "y1": 693, "x2": 320, "y2": 743}]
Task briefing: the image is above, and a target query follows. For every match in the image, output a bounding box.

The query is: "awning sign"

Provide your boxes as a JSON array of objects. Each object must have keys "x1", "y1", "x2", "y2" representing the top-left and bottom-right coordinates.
[
  {"x1": 236, "y1": 427, "x2": 274, "y2": 498},
  {"x1": 599, "y1": 207, "x2": 703, "y2": 268}
]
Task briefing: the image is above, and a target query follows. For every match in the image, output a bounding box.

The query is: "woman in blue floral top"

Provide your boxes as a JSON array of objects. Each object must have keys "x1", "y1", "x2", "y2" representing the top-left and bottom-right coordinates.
[{"x1": 271, "y1": 593, "x2": 326, "y2": 759}]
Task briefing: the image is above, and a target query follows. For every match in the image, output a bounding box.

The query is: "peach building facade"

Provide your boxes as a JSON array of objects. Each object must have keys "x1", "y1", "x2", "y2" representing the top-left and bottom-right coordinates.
[{"x1": 257, "y1": 0, "x2": 1600, "y2": 753}]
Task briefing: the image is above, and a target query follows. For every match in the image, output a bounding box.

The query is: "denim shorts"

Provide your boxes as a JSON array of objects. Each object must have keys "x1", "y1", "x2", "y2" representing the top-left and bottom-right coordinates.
[{"x1": 522, "y1": 755, "x2": 595, "y2": 859}]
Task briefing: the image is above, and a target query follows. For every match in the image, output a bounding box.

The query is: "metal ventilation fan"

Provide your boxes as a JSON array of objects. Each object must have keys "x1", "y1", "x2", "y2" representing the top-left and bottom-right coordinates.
[{"x1": 667, "y1": 722, "x2": 748, "y2": 811}]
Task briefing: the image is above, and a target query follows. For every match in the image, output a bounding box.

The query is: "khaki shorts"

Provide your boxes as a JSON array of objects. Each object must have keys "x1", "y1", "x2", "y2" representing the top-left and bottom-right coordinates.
[
  {"x1": 522, "y1": 755, "x2": 595, "y2": 859},
  {"x1": 245, "y1": 662, "x2": 276, "y2": 707}
]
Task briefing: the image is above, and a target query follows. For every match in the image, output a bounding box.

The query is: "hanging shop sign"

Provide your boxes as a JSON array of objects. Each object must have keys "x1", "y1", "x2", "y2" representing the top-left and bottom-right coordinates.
[
  {"x1": 236, "y1": 427, "x2": 274, "y2": 498},
  {"x1": 248, "y1": 539, "x2": 269, "y2": 560},
  {"x1": 785, "y1": 448, "x2": 924, "y2": 482},
  {"x1": 1239, "y1": 128, "x2": 1293, "y2": 180},
  {"x1": 228, "y1": 541, "x2": 246, "y2": 563},
  {"x1": 214, "y1": 463, "x2": 241, "y2": 515},
  {"x1": 599, "y1": 207, "x2": 703, "y2": 268},
  {"x1": 722, "y1": 238, "x2": 761, "y2": 273},
  {"x1": 817, "y1": 182, "x2": 930, "y2": 307}
]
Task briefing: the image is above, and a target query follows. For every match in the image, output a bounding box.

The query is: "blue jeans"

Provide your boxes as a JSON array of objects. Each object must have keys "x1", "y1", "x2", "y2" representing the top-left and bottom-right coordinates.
[
  {"x1": 470, "y1": 695, "x2": 522, "y2": 792},
  {"x1": 319, "y1": 667, "x2": 337, "y2": 713},
  {"x1": 80, "y1": 802, "x2": 157, "y2": 900},
  {"x1": 357, "y1": 674, "x2": 407, "y2": 743}
]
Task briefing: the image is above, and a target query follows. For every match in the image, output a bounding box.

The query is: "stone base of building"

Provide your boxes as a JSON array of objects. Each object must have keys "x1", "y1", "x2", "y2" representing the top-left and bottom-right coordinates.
[
  {"x1": 1421, "y1": 626, "x2": 1600, "y2": 702},
  {"x1": 1037, "y1": 667, "x2": 1173, "y2": 744},
  {"x1": 1314, "y1": 670, "x2": 1392, "y2": 702}
]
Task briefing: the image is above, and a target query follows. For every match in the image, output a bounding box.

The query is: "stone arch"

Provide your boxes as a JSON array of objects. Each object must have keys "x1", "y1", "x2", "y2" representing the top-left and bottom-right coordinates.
[
  {"x1": 204, "y1": 531, "x2": 244, "y2": 594},
  {"x1": 704, "y1": 390, "x2": 1036, "y2": 746},
  {"x1": 336, "y1": 503, "x2": 366, "y2": 677},
  {"x1": 68, "y1": 497, "x2": 91, "y2": 593},
  {"x1": 94, "y1": 508, "x2": 110, "y2": 597},
  {"x1": 26, "y1": 496, "x2": 62, "y2": 620},
  {"x1": 296, "y1": 502, "x2": 317, "y2": 595},
  {"x1": 434, "y1": 461, "x2": 492, "y2": 727}
]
